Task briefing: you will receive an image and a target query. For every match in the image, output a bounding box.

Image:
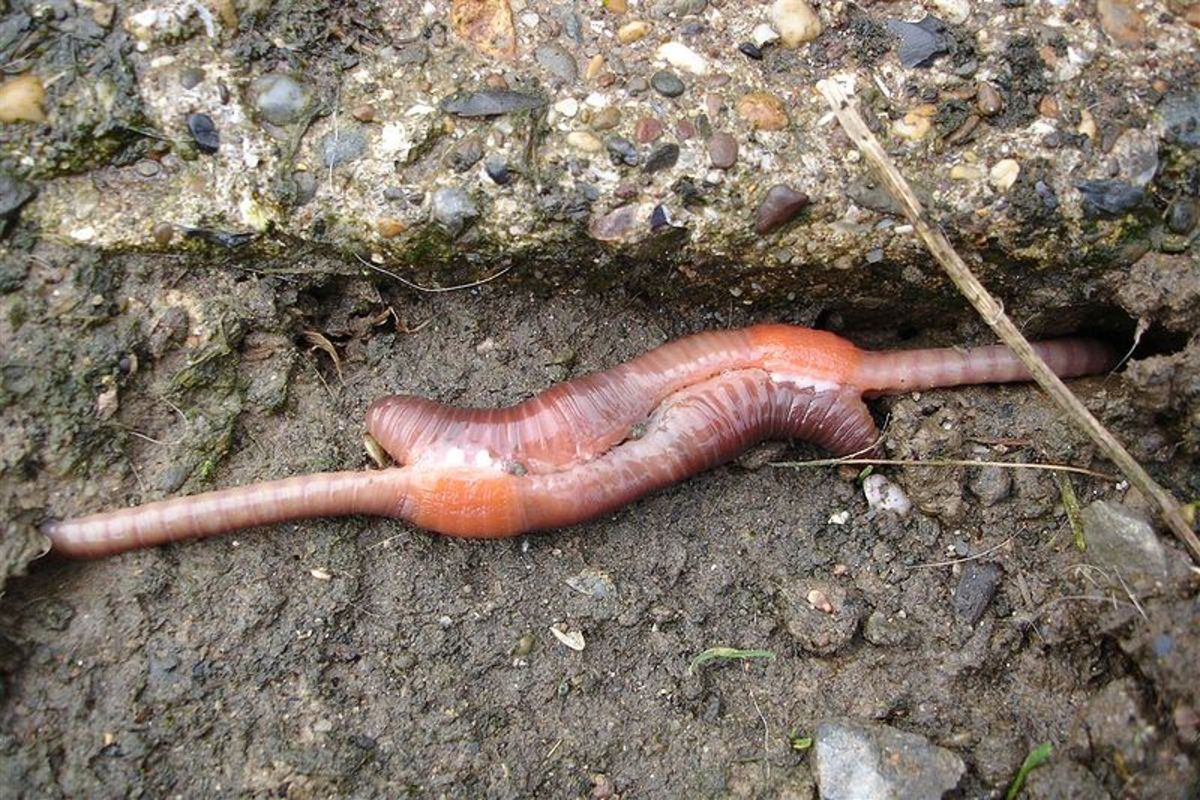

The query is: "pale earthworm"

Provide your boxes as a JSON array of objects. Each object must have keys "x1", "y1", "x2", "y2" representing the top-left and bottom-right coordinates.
[{"x1": 43, "y1": 324, "x2": 1115, "y2": 558}]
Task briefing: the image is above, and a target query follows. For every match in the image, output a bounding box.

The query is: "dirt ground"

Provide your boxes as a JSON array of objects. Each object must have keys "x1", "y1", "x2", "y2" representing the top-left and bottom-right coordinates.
[{"x1": 0, "y1": 243, "x2": 1197, "y2": 798}]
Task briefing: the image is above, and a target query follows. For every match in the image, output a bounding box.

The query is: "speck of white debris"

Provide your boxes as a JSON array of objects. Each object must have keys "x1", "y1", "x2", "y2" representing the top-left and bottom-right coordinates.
[
  {"x1": 656, "y1": 41, "x2": 709, "y2": 76},
  {"x1": 520, "y1": 11, "x2": 540, "y2": 28},
  {"x1": 310, "y1": 568, "x2": 332, "y2": 581},
  {"x1": 71, "y1": 226, "x2": 96, "y2": 242},
  {"x1": 828, "y1": 510, "x2": 850, "y2": 525},
  {"x1": 862, "y1": 474, "x2": 913, "y2": 515},
  {"x1": 751, "y1": 23, "x2": 781, "y2": 48},
  {"x1": 550, "y1": 625, "x2": 586, "y2": 651}
]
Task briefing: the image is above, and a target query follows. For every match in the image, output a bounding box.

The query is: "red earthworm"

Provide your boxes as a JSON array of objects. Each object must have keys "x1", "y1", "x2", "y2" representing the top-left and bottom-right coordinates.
[{"x1": 43, "y1": 325, "x2": 1116, "y2": 558}]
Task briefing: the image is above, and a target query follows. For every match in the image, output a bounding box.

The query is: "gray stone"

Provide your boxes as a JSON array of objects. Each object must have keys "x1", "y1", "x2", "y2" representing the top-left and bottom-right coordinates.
[
  {"x1": 0, "y1": 173, "x2": 36, "y2": 220},
  {"x1": 251, "y1": 74, "x2": 315, "y2": 126},
  {"x1": 651, "y1": 70, "x2": 685, "y2": 98},
  {"x1": 967, "y1": 465, "x2": 1011, "y2": 506},
  {"x1": 1081, "y1": 500, "x2": 1168, "y2": 578},
  {"x1": 430, "y1": 187, "x2": 479, "y2": 236},
  {"x1": 952, "y1": 561, "x2": 1002, "y2": 625},
  {"x1": 440, "y1": 90, "x2": 544, "y2": 117},
  {"x1": 707, "y1": 132, "x2": 738, "y2": 169},
  {"x1": 535, "y1": 44, "x2": 578, "y2": 83},
  {"x1": 814, "y1": 719, "x2": 965, "y2": 800},
  {"x1": 318, "y1": 126, "x2": 367, "y2": 168}
]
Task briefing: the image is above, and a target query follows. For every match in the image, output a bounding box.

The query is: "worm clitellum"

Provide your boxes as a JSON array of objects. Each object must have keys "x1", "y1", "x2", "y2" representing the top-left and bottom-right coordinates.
[{"x1": 43, "y1": 325, "x2": 1116, "y2": 558}]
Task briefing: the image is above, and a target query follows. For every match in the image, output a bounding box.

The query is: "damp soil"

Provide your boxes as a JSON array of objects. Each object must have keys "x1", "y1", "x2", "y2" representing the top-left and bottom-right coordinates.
[{"x1": 1, "y1": 246, "x2": 1197, "y2": 798}]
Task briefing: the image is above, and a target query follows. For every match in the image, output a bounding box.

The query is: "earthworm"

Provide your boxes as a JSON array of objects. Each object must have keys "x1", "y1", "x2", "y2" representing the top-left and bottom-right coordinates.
[{"x1": 43, "y1": 325, "x2": 1115, "y2": 558}]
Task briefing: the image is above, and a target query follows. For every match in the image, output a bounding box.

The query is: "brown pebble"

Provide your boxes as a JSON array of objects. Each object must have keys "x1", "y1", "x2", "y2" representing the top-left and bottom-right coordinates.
[
  {"x1": 377, "y1": 217, "x2": 407, "y2": 238},
  {"x1": 634, "y1": 116, "x2": 663, "y2": 143},
  {"x1": 351, "y1": 103, "x2": 375, "y2": 123},
  {"x1": 736, "y1": 91, "x2": 788, "y2": 131},
  {"x1": 484, "y1": 73, "x2": 509, "y2": 90},
  {"x1": 675, "y1": 119, "x2": 696, "y2": 140},
  {"x1": 707, "y1": 132, "x2": 738, "y2": 169},
  {"x1": 1097, "y1": 0, "x2": 1146, "y2": 45},
  {"x1": 152, "y1": 222, "x2": 175, "y2": 246},
  {"x1": 589, "y1": 204, "x2": 641, "y2": 241},
  {"x1": 754, "y1": 184, "x2": 809, "y2": 234},
  {"x1": 976, "y1": 82, "x2": 1003, "y2": 116},
  {"x1": 1038, "y1": 95, "x2": 1059, "y2": 118},
  {"x1": 585, "y1": 54, "x2": 605, "y2": 81},
  {"x1": 705, "y1": 92, "x2": 723, "y2": 120},
  {"x1": 604, "y1": 0, "x2": 628, "y2": 12},
  {"x1": 591, "y1": 107, "x2": 621, "y2": 131}
]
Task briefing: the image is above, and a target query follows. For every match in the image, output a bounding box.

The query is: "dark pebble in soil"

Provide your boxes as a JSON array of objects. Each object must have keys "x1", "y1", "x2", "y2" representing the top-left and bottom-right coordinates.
[
  {"x1": 187, "y1": 113, "x2": 219, "y2": 154},
  {"x1": 606, "y1": 136, "x2": 640, "y2": 166},
  {"x1": 644, "y1": 143, "x2": 680, "y2": 173},
  {"x1": 1166, "y1": 198, "x2": 1197, "y2": 234},
  {"x1": 485, "y1": 157, "x2": 511, "y2": 185},
  {"x1": 754, "y1": 184, "x2": 810, "y2": 234},
  {"x1": 739, "y1": 42, "x2": 763, "y2": 60},
  {"x1": 0, "y1": 172, "x2": 36, "y2": 221},
  {"x1": 1076, "y1": 179, "x2": 1144, "y2": 216},
  {"x1": 886, "y1": 15, "x2": 949, "y2": 68},
  {"x1": 441, "y1": 89, "x2": 545, "y2": 117},
  {"x1": 707, "y1": 132, "x2": 738, "y2": 168},
  {"x1": 651, "y1": 70, "x2": 686, "y2": 98},
  {"x1": 953, "y1": 561, "x2": 1003, "y2": 625}
]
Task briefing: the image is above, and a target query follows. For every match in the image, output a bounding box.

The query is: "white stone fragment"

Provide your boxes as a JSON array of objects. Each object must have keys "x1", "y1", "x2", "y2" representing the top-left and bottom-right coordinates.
[
  {"x1": 656, "y1": 41, "x2": 709, "y2": 76},
  {"x1": 862, "y1": 474, "x2": 912, "y2": 516}
]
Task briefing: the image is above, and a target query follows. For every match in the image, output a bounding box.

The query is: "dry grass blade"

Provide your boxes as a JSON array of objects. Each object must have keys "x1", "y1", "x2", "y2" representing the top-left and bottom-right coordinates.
[
  {"x1": 303, "y1": 330, "x2": 344, "y2": 383},
  {"x1": 771, "y1": 457, "x2": 1117, "y2": 482},
  {"x1": 815, "y1": 77, "x2": 1199, "y2": 564}
]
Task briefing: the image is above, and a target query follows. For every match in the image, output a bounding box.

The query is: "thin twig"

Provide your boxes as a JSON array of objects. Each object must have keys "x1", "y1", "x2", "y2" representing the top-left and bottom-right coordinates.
[
  {"x1": 912, "y1": 537, "x2": 1014, "y2": 569},
  {"x1": 353, "y1": 252, "x2": 513, "y2": 293},
  {"x1": 771, "y1": 457, "x2": 1117, "y2": 482},
  {"x1": 816, "y1": 77, "x2": 1199, "y2": 563}
]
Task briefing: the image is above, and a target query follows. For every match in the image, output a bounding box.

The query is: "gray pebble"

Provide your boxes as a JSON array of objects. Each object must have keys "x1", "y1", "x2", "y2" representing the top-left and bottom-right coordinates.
[
  {"x1": 643, "y1": 143, "x2": 679, "y2": 173},
  {"x1": 952, "y1": 561, "x2": 1002, "y2": 625},
  {"x1": 485, "y1": 157, "x2": 511, "y2": 185},
  {"x1": 447, "y1": 135, "x2": 484, "y2": 172},
  {"x1": 430, "y1": 187, "x2": 479, "y2": 236},
  {"x1": 1166, "y1": 198, "x2": 1197, "y2": 234},
  {"x1": 968, "y1": 465, "x2": 1012, "y2": 506},
  {"x1": 1081, "y1": 500, "x2": 1168, "y2": 578},
  {"x1": 441, "y1": 90, "x2": 545, "y2": 117},
  {"x1": 651, "y1": 70, "x2": 686, "y2": 98},
  {"x1": 251, "y1": 74, "x2": 314, "y2": 126},
  {"x1": 815, "y1": 720, "x2": 965, "y2": 800},
  {"x1": 535, "y1": 44, "x2": 578, "y2": 83},
  {"x1": 605, "y1": 136, "x2": 640, "y2": 167},
  {"x1": 626, "y1": 76, "x2": 650, "y2": 94},
  {"x1": 318, "y1": 126, "x2": 367, "y2": 168},
  {"x1": 292, "y1": 172, "x2": 318, "y2": 206}
]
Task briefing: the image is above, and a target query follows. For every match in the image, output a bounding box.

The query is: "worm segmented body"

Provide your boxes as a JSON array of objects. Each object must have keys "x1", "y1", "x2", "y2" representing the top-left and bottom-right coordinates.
[{"x1": 44, "y1": 325, "x2": 1115, "y2": 558}]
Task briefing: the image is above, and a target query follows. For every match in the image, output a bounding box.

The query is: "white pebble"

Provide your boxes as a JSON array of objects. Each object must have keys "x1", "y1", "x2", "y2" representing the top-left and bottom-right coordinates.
[
  {"x1": 770, "y1": 0, "x2": 823, "y2": 47},
  {"x1": 989, "y1": 158, "x2": 1020, "y2": 191},
  {"x1": 553, "y1": 97, "x2": 579, "y2": 118},
  {"x1": 751, "y1": 23, "x2": 780, "y2": 49},
  {"x1": 656, "y1": 41, "x2": 709, "y2": 76},
  {"x1": 862, "y1": 474, "x2": 912, "y2": 516}
]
